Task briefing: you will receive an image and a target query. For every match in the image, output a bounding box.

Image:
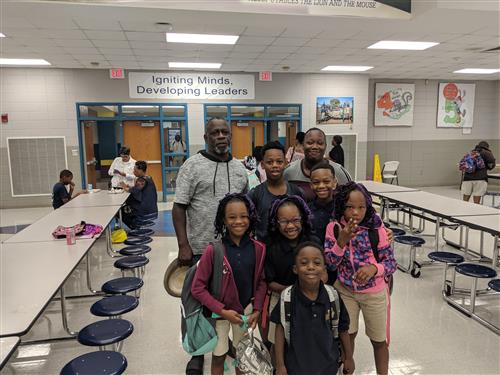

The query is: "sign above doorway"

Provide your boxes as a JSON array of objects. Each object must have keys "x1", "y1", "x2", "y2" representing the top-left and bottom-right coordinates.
[{"x1": 129, "y1": 72, "x2": 255, "y2": 100}]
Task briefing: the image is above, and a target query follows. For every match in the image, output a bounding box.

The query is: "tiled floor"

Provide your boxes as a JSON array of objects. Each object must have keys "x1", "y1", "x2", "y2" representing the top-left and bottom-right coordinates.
[{"x1": 1, "y1": 186, "x2": 499, "y2": 374}]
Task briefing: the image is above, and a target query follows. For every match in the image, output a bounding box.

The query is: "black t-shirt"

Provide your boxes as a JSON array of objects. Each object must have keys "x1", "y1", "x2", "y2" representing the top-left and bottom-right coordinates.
[
  {"x1": 308, "y1": 199, "x2": 335, "y2": 245},
  {"x1": 265, "y1": 234, "x2": 321, "y2": 286},
  {"x1": 247, "y1": 181, "x2": 303, "y2": 243},
  {"x1": 126, "y1": 176, "x2": 158, "y2": 216},
  {"x1": 270, "y1": 282, "x2": 350, "y2": 375},
  {"x1": 52, "y1": 182, "x2": 70, "y2": 209},
  {"x1": 329, "y1": 145, "x2": 344, "y2": 167}
]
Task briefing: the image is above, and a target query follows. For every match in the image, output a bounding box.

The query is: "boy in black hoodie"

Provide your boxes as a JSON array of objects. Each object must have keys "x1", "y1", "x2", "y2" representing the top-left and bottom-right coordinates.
[{"x1": 461, "y1": 141, "x2": 496, "y2": 204}]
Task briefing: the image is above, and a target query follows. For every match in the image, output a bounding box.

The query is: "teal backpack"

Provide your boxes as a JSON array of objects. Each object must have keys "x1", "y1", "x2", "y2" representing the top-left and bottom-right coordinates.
[{"x1": 180, "y1": 241, "x2": 224, "y2": 356}]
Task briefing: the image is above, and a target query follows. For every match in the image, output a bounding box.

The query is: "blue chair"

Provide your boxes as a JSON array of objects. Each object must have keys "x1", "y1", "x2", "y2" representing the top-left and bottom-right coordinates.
[
  {"x1": 60, "y1": 351, "x2": 127, "y2": 375},
  {"x1": 90, "y1": 295, "x2": 139, "y2": 318},
  {"x1": 119, "y1": 245, "x2": 151, "y2": 256},
  {"x1": 124, "y1": 236, "x2": 152, "y2": 246},
  {"x1": 102, "y1": 277, "x2": 143, "y2": 296},
  {"x1": 114, "y1": 255, "x2": 149, "y2": 278},
  {"x1": 78, "y1": 319, "x2": 134, "y2": 352},
  {"x1": 394, "y1": 235, "x2": 426, "y2": 278},
  {"x1": 128, "y1": 228, "x2": 155, "y2": 237},
  {"x1": 428, "y1": 251, "x2": 465, "y2": 295},
  {"x1": 488, "y1": 279, "x2": 500, "y2": 292},
  {"x1": 391, "y1": 228, "x2": 406, "y2": 237},
  {"x1": 135, "y1": 220, "x2": 155, "y2": 228}
]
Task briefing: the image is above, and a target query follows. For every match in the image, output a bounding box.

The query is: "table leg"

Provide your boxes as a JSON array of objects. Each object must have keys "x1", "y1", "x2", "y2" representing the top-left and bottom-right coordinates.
[
  {"x1": 435, "y1": 216, "x2": 441, "y2": 251},
  {"x1": 119, "y1": 208, "x2": 123, "y2": 228},
  {"x1": 492, "y1": 235, "x2": 499, "y2": 268},
  {"x1": 86, "y1": 252, "x2": 100, "y2": 294},
  {"x1": 60, "y1": 287, "x2": 78, "y2": 336}
]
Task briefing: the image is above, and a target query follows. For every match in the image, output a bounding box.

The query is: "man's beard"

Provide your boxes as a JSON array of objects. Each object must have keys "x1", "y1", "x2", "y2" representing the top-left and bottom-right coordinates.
[{"x1": 214, "y1": 146, "x2": 229, "y2": 155}]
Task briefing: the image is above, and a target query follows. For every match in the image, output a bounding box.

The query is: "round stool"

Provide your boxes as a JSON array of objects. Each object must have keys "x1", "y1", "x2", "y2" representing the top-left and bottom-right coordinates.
[
  {"x1": 102, "y1": 277, "x2": 143, "y2": 295},
  {"x1": 135, "y1": 220, "x2": 155, "y2": 228},
  {"x1": 128, "y1": 228, "x2": 155, "y2": 237},
  {"x1": 78, "y1": 319, "x2": 134, "y2": 351},
  {"x1": 488, "y1": 279, "x2": 500, "y2": 292},
  {"x1": 114, "y1": 255, "x2": 149, "y2": 278},
  {"x1": 391, "y1": 228, "x2": 406, "y2": 237},
  {"x1": 90, "y1": 295, "x2": 139, "y2": 318},
  {"x1": 119, "y1": 245, "x2": 151, "y2": 256},
  {"x1": 124, "y1": 236, "x2": 152, "y2": 246},
  {"x1": 394, "y1": 235, "x2": 426, "y2": 278},
  {"x1": 455, "y1": 263, "x2": 497, "y2": 314},
  {"x1": 60, "y1": 351, "x2": 127, "y2": 375},
  {"x1": 428, "y1": 252, "x2": 465, "y2": 295}
]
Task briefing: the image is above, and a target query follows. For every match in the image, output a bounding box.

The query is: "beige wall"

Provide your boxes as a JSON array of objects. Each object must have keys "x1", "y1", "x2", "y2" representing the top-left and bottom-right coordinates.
[{"x1": 0, "y1": 68, "x2": 498, "y2": 207}]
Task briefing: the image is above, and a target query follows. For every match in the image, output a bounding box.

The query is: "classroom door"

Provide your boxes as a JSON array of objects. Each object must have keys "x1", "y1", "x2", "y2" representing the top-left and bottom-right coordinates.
[
  {"x1": 83, "y1": 121, "x2": 97, "y2": 186},
  {"x1": 123, "y1": 121, "x2": 162, "y2": 191},
  {"x1": 285, "y1": 121, "x2": 298, "y2": 151},
  {"x1": 230, "y1": 121, "x2": 264, "y2": 159}
]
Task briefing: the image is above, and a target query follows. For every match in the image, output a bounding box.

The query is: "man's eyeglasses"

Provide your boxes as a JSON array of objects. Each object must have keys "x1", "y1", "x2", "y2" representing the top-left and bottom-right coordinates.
[{"x1": 277, "y1": 217, "x2": 302, "y2": 227}]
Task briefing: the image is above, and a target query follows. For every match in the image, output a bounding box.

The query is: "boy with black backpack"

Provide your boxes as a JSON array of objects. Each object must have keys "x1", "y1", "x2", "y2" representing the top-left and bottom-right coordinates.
[
  {"x1": 271, "y1": 242, "x2": 354, "y2": 375},
  {"x1": 459, "y1": 141, "x2": 496, "y2": 204}
]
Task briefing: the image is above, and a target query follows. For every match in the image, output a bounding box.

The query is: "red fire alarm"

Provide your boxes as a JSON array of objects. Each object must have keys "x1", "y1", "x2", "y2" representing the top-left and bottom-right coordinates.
[{"x1": 1, "y1": 114, "x2": 8, "y2": 123}]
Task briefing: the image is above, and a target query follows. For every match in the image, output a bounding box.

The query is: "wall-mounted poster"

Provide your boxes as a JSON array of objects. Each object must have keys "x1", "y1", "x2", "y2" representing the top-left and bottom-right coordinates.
[
  {"x1": 374, "y1": 83, "x2": 415, "y2": 126},
  {"x1": 437, "y1": 82, "x2": 475, "y2": 128},
  {"x1": 316, "y1": 97, "x2": 354, "y2": 125}
]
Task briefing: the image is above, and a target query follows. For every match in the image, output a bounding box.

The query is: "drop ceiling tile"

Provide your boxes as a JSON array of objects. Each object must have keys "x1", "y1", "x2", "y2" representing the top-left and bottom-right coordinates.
[
  {"x1": 243, "y1": 26, "x2": 286, "y2": 37},
  {"x1": 41, "y1": 29, "x2": 87, "y2": 39},
  {"x1": 272, "y1": 37, "x2": 309, "y2": 47},
  {"x1": 264, "y1": 45, "x2": 300, "y2": 54},
  {"x1": 71, "y1": 54, "x2": 106, "y2": 61},
  {"x1": 280, "y1": 28, "x2": 323, "y2": 38},
  {"x1": 30, "y1": 18, "x2": 79, "y2": 30},
  {"x1": 73, "y1": 19, "x2": 122, "y2": 31},
  {"x1": 132, "y1": 49, "x2": 169, "y2": 56},
  {"x1": 93, "y1": 40, "x2": 131, "y2": 48},
  {"x1": 305, "y1": 38, "x2": 344, "y2": 48},
  {"x1": 232, "y1": 44, "x2": 267, "y2": 53},
  {"x1": 99, "y1": 48, "x2": 134, "y2": 56},
  {"x1": 84, "y1": 31, "x2": 127, "y2": 41},
  {"x1": 294, "y1": 46, "x2": 327, "y2": 55},
  {"x1": 125, "y1": 32, "x2": 166, "y2": 42},
  {"x1": 64, "y1": 47, "x2": 102, "y2": 54},
  {"x1": 12, "y1": 38, "x2": 58, "y2": 47},
  {"x1": 54, "y1": 39, "x2": 95, "y2": 48},
  {"x1": 165, "y1": 44, "x2": 199, "y2": 51},
  {"x1": 119, "y1": 21, "x2": 160, "y2": 32},
  {"x1": 2, "y1": 18, "x2": 37, "y2": 29},
  {"x1": 201, "y1": 25, "x2": 246, "y2": 35},
  {"x1": 128, "y1": 41, "x2": 165, "y2": 49},
  {"x1": 259, "y1": 52, "x2": 290, "y2": 59},
  {"x1": 228, "y1": 51, "x2": 260, "y2": 59},
  {"x1": 104, "y1": 55, "x2": 137, "y2": 62},
  {"x1": 238, "y1": 36, "x2": 276, "y2": 45}
]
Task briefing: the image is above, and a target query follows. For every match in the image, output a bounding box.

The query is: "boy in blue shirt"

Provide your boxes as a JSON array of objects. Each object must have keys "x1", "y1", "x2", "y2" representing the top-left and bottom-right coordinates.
[
  {"x1": 52, "y1": 169, "x2": 87, "y2": 209},
  {"x1": 271, "y1": 241, "x2": 354, "y2": 375}
]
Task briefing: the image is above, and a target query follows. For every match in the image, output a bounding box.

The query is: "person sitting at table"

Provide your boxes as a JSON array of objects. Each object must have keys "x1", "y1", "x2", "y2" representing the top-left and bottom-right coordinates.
[
  {"x1": 461, "y1": 141, "x2": 496, "y2": 204},
  {"x1": 52, "y1": 169, "x2": 87, "y2": 209},
  {"x1": 120, "y1": 161, "x2": 158, "y2": 228},
  {"x1": 109, "y1": 146, "x2": 136, "y2": 188}
]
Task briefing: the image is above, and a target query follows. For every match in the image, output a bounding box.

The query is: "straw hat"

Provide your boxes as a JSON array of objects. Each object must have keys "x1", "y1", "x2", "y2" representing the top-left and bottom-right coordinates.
[{"x1": 163, "y1": 259, "x2": 189, "y2": 298}]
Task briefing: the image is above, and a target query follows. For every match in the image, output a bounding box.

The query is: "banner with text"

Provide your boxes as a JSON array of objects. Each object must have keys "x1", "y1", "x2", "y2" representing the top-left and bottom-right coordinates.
[{"x1": 129, "y1": 73, "x2": 255, "y2": 100}]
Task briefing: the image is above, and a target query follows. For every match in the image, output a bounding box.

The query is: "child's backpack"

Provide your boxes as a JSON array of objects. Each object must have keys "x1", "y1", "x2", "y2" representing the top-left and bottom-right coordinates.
[
  {"x1": 280, "y1": 284, "x2": 340, "y2": 345},
  {"x1": 180, "y1": 241, "x2": 224, "y2": 356},
  {"x1": 459, "y1": 151, "x2": 485, "y2": 174},
  {"x1": 333, "y1": 225, "x2": 393, "y2": 294}
]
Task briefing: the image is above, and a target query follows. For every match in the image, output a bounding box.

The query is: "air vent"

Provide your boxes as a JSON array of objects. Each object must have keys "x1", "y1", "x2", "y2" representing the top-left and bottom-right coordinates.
[{"x1": 481, "y1": 46, "x2": 500, "y2": 53}]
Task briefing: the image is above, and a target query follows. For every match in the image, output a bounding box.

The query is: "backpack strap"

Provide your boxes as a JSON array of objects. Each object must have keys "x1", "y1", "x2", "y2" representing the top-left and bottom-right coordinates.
[
  {"x1": 280, "y1": 285, "x2": 293, "y2": 345},
  {"x1": 324, "y1": 284, "x2": 340, "y2": 339},
  {"x1": 210, "y1": 240, "x2": 225, "y2": 301}
]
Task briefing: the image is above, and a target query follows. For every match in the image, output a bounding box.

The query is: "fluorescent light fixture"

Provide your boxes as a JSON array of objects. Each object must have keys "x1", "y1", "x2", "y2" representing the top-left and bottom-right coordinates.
[
  {"x1": 166, "y1": 33, "x2": 238, "y2": 45},
  {"x1": 454, "y1": 68, "x2": 500, "y2": 74},
  {"x1": 0, "y1": 33, "x2": 6, "y2": 38},
  {"x1": 368, "y1": 41, "x2": 439, "y2": 50},
  {"x1": 168, "y1": 62, "x2": 221, "y2": 69},
  {"x1": 0, "y1": 58, "x2": 51, "y2": 66},
  {"x1": 321, "y1": 65, "x2": 373, "y2": 72}
]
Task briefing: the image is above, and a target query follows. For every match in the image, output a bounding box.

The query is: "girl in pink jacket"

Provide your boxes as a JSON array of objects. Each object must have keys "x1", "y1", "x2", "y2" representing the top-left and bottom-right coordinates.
[
  {"x1": 324, "y1": 182, "x2": 396, "y2": 375},
  {"x1": 191, "y1": 193, "x2": 267, "y2": 375}
]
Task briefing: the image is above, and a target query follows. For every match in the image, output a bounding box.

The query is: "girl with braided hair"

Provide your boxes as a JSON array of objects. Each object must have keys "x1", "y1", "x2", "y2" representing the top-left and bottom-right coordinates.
[
  {"x1": 263, "y1": 195, "x2": 324, "y2": 346},
  {"x1": 324, "y1": 182, "x2": 396, "y2": 375},
  {"x1": 191, "y1": 193, "x2": 267, "y2": 375}
]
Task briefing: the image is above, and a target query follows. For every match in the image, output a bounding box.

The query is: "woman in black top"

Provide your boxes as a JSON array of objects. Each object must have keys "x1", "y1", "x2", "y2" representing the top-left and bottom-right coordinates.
[{"x1": 328, "y1": 135, "x2": 344, "y2": 167}]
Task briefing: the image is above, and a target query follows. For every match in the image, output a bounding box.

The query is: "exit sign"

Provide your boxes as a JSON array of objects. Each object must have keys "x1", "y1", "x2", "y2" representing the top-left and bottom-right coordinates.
[
  {"x1": 259, "y1": 71, "x2": 272, "y2": 81},
  {"x1": 110, "y1": 68, "x2": 125, "y2": 79}
]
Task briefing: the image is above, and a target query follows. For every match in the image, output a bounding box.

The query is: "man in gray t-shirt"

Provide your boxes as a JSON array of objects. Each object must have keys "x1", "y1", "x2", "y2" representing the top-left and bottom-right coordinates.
[
  {"x1": 284, "y1": 128, "x2": 352, "y2": 201},
  {"x1": 173, "y1": 118, "x2": 248, "y2": 264}
]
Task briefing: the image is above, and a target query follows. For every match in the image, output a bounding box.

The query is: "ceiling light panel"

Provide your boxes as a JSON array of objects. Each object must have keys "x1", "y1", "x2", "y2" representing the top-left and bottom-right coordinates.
[
  {"x1": 368, "y1": 41, "x2": 439, "y2": 50},
  {"x1": 0, "y1": 58, "x2": 51, "y2": 66},
  {"x1": 454, "y1": 68, "x2": 500, "y2": 74},
  {"x1": 166, "y1": 33, "x2": 238, "y2": 45},
  {"x1": 168, "y1": 62, "x2": 221, "y2": 69},
  {"x1": 321, "y1": 65, "x2": 373, "y2": 72}
]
